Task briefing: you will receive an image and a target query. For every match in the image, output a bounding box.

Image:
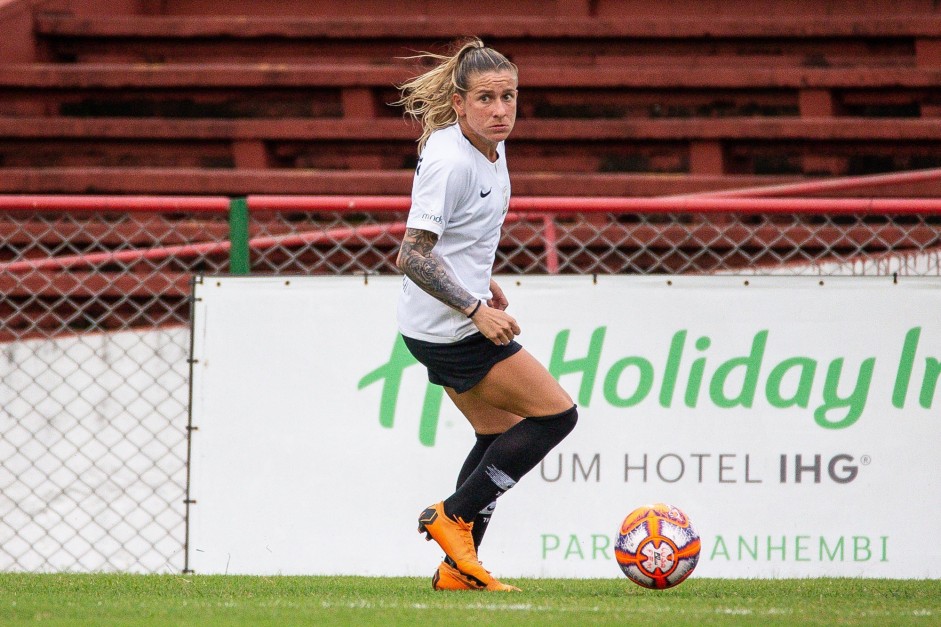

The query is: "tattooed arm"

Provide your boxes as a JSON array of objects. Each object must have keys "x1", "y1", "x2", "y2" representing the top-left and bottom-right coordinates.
[
  {"x1": 396, "y1": 227, "x2": 478, "y2": 315},
  {"x1": 396, "y1": 227, "x2": 521, "y2": 343}
]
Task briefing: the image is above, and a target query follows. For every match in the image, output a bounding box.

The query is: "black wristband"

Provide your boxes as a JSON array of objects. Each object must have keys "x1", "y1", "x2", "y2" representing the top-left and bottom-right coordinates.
[{"x1": 467, "y1": 300, "x2": 482, "y2": 319}]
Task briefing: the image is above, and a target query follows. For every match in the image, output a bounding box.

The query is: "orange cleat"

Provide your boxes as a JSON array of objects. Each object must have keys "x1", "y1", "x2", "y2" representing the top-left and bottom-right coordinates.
[
  {"x1": 418, "y1": 502, "x2": 488, "y2": 585},
  {"x1": 432, "y1": 561, "x2": 521, "y2": 592},
  {"x1": 432, "y1": 561, "x2": 481, "y2": 591},
  {"x1": 418, "y1": 502, "x2": 520, "y2": 591}
]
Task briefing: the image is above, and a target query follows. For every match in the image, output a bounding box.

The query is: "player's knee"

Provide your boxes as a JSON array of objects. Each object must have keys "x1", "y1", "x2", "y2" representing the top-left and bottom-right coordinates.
[{"x1": 528, "y1": 404, "x2": 578, "y2": 440}]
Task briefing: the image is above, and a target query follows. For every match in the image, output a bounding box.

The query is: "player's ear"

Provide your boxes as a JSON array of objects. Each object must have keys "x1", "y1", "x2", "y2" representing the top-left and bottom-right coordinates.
[{"x1": 452, "y1": 91, "x2": 466, "y2": 118}]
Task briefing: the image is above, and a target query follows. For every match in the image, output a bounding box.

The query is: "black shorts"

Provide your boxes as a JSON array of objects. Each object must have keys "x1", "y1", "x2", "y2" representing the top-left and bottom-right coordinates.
[{"x1": 402, "y1": 332, "x2": 522, "y2": 393}]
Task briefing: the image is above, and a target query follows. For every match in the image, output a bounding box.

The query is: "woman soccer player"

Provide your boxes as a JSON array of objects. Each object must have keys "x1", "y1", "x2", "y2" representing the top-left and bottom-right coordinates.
[{"x1": 395, "y1": 38, "x2": 578, "y2": 592}]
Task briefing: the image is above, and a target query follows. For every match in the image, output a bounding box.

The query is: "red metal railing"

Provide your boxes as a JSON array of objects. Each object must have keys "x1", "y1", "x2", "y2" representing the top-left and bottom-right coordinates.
[
  {"x1": 2, "y1": 167, "x2": 941, "y2": 274},
  {"x1": 676, "y1": 167, "x2": 941, "y2": 198},
  {"x1": 0, "y1": 195, "x2": 230, "y2": 212}
]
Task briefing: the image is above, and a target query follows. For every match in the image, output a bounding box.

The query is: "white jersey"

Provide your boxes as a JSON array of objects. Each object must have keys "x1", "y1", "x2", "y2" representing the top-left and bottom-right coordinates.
[{"x1": 397, "y1": 123, "x2": 511, "y2": 343}]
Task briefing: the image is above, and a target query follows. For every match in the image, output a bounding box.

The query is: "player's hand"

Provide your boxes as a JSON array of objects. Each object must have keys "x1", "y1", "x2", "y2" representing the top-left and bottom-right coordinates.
[
  {"x1": 488, "y1": 278, "x2": 509, "y2": 311},
  {"x1": 471, "y1": 304, "x2": 520, "y2": 345}
]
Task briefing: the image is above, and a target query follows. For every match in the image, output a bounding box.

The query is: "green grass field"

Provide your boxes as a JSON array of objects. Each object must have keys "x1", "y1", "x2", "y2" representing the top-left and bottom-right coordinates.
[{"x1": 0, "y1": 574, "x2": 938, "y2": 626}]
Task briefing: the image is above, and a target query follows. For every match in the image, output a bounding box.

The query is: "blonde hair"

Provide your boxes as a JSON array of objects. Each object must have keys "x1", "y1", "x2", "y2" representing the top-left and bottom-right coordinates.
[{"x1": 395, "y1": 37, "x2": 518, "y2": 153}]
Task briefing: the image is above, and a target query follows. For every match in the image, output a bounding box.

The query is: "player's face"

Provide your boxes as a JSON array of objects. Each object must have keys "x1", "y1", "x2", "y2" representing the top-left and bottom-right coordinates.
[{"x1": 452, "y1": 70, "x2": 518, "y2": 159}]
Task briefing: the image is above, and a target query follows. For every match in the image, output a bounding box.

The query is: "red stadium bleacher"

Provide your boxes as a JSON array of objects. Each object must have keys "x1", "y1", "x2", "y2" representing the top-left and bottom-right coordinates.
[{"x1": 1, "y1": 0, "x2": 940, "y2": 196}]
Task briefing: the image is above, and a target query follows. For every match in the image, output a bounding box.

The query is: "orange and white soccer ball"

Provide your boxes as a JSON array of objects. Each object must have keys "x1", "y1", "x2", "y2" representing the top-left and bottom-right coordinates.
[{"x1": 614, "y1": 503, "x2": 701, "y2": 589}]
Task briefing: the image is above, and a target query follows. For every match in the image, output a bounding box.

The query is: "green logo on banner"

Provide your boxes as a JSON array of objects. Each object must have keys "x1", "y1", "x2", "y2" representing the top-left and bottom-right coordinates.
[
  {"x1": 357, "y1": 335, "x2": 443, "y2": 447},
  {"x1": 359, "y1": 327, "x2": 939, "y2": 447}
]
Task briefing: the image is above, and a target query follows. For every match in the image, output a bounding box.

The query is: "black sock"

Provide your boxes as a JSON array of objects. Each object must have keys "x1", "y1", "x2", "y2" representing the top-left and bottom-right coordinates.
[
  {"x1": 456, "y1": 433, "x2": 500, "y2": 550},
  {"x1": 444, "y1": 432, "x2": 499, "y2": 568},
  {"x1": 443, "y1": 405, "x2": 577, "y2": 523}
]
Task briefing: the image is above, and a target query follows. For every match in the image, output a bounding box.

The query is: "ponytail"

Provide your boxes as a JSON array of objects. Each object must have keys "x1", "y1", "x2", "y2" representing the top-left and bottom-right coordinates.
[{"x1": 394, "y1": 37, "x2": 517, "y2": 153}]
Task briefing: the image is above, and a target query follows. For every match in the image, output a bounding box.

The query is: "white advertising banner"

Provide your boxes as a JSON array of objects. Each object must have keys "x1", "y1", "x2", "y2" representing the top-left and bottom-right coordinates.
[{"x1": 188, "y1": 275, "x2": 941, "y2": 578}]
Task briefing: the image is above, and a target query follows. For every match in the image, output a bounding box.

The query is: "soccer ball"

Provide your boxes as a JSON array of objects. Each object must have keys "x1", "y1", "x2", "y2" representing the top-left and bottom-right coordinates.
[{"x1": 614, "y1": 503, "x2": 701, "y2": 589}]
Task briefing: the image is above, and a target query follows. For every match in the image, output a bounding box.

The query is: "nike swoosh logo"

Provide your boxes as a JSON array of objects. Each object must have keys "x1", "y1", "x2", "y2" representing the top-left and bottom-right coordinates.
[{"x1": 480, "y1": 189, "x2": 492, "y2": 198}]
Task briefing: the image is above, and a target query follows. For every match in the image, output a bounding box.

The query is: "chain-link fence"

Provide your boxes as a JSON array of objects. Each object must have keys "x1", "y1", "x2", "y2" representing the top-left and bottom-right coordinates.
[
  {"x1": 2, "y1": 197, "x2": 940, "y2": 572},
  {"x1": 0, "y1": 203, "x2": 231, "y2": 573}
]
